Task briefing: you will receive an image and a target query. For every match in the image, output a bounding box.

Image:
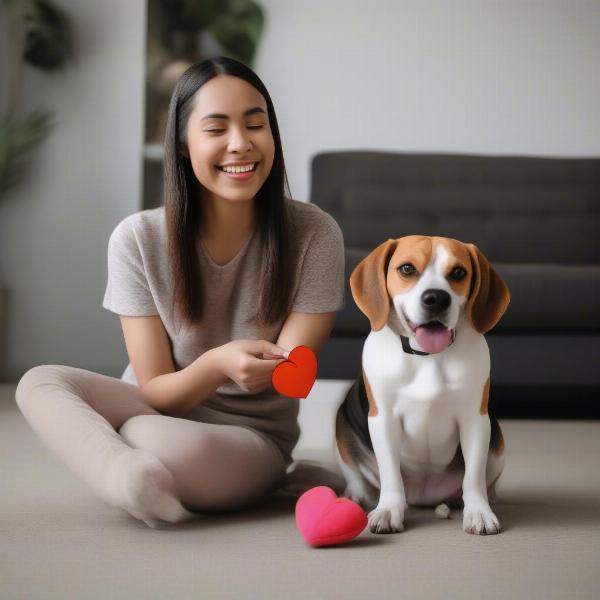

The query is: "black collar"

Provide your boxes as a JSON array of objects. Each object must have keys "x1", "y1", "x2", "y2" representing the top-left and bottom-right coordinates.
[{"x1": 400, "y1": 330, "x2": 456, "y2": 356}]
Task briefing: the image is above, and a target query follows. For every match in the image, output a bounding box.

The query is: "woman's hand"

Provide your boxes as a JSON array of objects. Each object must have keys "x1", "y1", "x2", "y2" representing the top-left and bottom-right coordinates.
[{"x1": 212, "y1": 340, "x2": 289, "y2": 394}]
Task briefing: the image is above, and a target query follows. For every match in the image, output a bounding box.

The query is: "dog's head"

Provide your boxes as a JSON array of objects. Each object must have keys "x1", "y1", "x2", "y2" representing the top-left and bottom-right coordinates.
[{"x1": 350, "y1": 236, "x2": 510, "y2": 353}]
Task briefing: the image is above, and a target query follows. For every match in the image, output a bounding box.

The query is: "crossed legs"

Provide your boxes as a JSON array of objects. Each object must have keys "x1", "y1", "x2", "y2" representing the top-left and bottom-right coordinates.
[
  {"x1": 15, "y1": 365, "x2": 286, "y2": 528},
  {"x1": 119, "y1": 414, "x2": 286, "y2": 513}
]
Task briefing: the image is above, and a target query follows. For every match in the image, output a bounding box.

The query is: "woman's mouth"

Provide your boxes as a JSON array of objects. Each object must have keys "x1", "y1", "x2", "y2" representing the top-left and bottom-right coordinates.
[{"x1": 216, "y1": 162, "x2": 259, "y2": 180}]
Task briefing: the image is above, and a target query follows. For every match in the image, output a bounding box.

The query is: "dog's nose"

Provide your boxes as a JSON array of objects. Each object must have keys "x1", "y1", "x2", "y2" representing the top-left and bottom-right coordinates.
[{"x1": 421, "y1": 289, "x2": 451, "y2": 313}]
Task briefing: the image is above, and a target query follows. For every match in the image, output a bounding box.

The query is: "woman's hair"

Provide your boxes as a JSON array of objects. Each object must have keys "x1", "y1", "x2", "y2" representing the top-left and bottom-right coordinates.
[{"x1": 163, "y1": 57, "x2": 294, "y2": 327}]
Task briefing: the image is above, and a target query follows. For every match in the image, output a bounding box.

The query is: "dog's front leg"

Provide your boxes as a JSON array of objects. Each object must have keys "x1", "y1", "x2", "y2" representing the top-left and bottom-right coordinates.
[
  {"x1": 459, "y1": 413, "x2": 501, "y2": 535},
  {"x1": 367, "y1": 410, "x2": 406, "y2": 533}
]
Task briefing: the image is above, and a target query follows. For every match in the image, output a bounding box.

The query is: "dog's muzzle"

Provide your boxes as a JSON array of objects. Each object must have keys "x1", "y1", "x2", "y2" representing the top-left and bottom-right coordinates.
[{"x1": 409, "y1": 289, "x2": 453, "y2": 353}]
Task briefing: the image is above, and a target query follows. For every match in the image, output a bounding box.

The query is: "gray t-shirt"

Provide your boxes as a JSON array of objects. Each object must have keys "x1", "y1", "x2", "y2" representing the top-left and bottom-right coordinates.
[{"x1": 103, "y1": 199, "x2": 345, "y2": 461}]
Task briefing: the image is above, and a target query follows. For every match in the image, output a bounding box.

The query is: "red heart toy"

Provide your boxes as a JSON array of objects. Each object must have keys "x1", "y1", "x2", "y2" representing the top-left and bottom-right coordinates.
[
  {"x1": 295, "y1": 486, "x2": 368, "y2": 547},
  {"x1": 272, "y1": 345, "x2": 317, "y2": 399}
]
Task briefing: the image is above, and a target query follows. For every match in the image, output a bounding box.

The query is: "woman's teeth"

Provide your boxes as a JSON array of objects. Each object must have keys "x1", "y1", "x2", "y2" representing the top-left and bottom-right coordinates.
[{"x1": 219, "y1": 163, "x2": 256, "y2": 173}]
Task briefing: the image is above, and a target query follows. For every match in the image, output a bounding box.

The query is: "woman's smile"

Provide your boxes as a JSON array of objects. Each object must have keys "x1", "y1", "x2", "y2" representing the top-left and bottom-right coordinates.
[
  {"x1": 184, "y1": 75, "x2": 275, "y2": 204},
  {"x1": 216, "y1": 161, "x2": 260, "y2": 181}
]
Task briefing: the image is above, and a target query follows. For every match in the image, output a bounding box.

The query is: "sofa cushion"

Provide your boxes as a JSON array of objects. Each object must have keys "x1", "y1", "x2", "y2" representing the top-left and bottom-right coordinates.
[
  {"x1": 334, "y1": 248, "x2": 600, "y2": 335},
  {"x1": 338, "y1": 186, "x2": 600, "y2": 264}
]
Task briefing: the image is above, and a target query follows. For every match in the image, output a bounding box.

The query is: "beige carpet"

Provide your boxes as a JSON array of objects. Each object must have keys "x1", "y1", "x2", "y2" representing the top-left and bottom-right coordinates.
[{"x1": 1, "y1": 381, "x2": 599, "y2": 600}]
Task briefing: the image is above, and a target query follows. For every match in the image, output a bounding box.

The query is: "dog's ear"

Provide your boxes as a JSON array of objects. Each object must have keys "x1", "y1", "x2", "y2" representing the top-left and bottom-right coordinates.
[
  {"x1": 350, "y1": 239, "x2": 398, "y2": 331},
  {"x1": 465, "y1": 243, "x2": 510, "y2": 334}
]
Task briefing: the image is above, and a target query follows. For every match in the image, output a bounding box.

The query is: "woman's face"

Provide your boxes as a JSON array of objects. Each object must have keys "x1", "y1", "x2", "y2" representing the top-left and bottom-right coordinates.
[{"x1": 183, "y1": 75, "x2": 275, "y2": 206}]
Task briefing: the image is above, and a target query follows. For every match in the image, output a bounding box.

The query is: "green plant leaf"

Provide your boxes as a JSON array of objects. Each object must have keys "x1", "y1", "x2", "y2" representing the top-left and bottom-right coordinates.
[
  {"x1": 156, "y1": 0, "x2": 220, "y2": 34},
  {"x1": 209, "y1": 0, "x2": 264, "y2": 65},
  {"x1": 0, "y1": 112, "x2": 53, "y2": 198},
  {"x1": 151, "y1": 0, "x2": 264, "y2": 63}
]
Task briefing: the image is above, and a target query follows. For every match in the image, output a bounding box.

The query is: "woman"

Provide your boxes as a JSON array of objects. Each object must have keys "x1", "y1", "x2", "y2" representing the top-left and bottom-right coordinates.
[{"x1": 15, "y1": 57, "x2": 345, "y2": 528}]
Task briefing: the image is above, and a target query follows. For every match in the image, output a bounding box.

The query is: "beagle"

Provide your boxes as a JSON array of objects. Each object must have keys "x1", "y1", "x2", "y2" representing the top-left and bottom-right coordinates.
[{"x1": 335, "y1": 236, "x2": 510, "y2": 535}]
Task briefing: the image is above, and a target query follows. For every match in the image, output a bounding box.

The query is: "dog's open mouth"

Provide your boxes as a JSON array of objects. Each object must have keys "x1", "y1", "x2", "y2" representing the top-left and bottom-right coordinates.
[{"x1": 409, "y1": 320, "x2": 453, "y2": 354}]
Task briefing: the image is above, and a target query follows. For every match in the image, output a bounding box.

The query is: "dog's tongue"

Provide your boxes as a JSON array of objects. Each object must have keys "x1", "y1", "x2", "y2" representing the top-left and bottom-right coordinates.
[{"x1": 415, "y1": 323, "x2": 452, "y2": 354}]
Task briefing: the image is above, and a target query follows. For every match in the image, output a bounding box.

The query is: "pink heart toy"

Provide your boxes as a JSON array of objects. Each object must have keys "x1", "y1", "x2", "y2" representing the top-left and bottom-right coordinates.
[{"x1": 295, "y1": 486, "x2": 368, "y2": 547}]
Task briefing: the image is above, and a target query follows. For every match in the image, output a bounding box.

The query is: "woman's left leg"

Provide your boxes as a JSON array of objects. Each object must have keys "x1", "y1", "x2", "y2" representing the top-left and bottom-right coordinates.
[{"x1": 119, "y1": 415, "x2": 287, "y2": 512}]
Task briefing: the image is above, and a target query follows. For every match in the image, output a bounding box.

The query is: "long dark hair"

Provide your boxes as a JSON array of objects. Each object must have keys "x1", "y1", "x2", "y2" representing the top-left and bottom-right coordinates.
[{"x1": 163, "y1": 57, "x2": 294, "y2": 327}]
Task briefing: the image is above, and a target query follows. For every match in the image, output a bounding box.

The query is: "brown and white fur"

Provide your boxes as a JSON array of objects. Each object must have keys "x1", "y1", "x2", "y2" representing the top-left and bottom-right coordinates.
[{"x1": 335, "y1": 236, "x2": 510, "y2": 535}]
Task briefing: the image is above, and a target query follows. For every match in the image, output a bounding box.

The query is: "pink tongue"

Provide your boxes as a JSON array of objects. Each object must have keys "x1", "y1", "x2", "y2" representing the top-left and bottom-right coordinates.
[{"x1": 415, "y1": 325, "x2": 452, "y2": 353}]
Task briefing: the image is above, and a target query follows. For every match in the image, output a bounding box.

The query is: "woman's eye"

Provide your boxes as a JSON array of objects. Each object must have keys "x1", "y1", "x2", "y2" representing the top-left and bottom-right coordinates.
[
  {"x1": 204, "y1": 128, "x2": 225, "y2": 134},
  {"x1": 247, "y1": 124, "x2": 264, "y2": 130},
  {"x1": 450, "y1": 267, "x2": 467, "y2": 280},
  {"x1": 398, "y1": 263, "x2": 417, "y2": 276}
]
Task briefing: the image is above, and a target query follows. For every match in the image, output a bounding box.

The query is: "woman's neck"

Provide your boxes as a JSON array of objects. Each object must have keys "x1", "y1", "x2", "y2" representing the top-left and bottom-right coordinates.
[{"x1": 199, "y1": 194, "x2": 255, "y2": 265}]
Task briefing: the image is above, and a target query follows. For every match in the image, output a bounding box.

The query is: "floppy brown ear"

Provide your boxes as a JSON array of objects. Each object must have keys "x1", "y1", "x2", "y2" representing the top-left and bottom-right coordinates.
[
  {"x1": 350, "y1": 239, "x2": 398, "y2": 331},
  {"x1": 465, "y1": 243, "x2": 511, "y2": 334}
]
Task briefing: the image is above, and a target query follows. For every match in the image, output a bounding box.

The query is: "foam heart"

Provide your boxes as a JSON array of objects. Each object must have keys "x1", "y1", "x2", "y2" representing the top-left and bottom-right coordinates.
[
  {"x1": 272, "y1": 345, "x2": 317, "y2": 399},
  {"x1": 295, "y1": 486, "x2": 368, "y2": 547}
]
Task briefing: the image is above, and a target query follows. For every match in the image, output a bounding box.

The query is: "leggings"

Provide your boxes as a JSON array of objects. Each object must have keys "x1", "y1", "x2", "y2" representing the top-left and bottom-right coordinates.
[{"x1": 15, "y1": 365, "x2": 287, "y2": 528}]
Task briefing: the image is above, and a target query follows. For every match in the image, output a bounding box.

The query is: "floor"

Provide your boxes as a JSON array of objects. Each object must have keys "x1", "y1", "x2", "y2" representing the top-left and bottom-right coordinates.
[{"x1": 1, "y1": 380, "x2": 600, "y2": 600}]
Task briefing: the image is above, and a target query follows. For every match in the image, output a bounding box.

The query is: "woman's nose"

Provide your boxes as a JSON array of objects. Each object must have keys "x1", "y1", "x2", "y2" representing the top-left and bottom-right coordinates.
[{"x1": 227, "y1": 127, "x2": 252, "y2": 153}]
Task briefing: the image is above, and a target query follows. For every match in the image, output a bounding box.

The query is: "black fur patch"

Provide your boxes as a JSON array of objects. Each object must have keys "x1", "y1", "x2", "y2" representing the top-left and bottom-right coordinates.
[
  {"x1": 489, "y1": 412, "x2": 501, "y2": 451},
  {"x1": 341, "y1": 374, "x2": 373, "y2": 452}
]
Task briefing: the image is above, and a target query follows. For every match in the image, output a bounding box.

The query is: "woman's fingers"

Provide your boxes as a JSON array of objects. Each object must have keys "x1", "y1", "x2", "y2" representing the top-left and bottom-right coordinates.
[
  {"x1": 217, "y1": 340, "x2": 291, "y2": 392},
  {"x1": 239, "y1": 368, "x2": 275, "y2": 393},
  {"x1": 262, "y1": 352, "x2": 288, "y2": 360},
  {"x1": 247, "y1": 340, "x2": 289, "y2": 359},
  {"x1": 246, "y1": 354, "x2": 284, "y2": 374}
]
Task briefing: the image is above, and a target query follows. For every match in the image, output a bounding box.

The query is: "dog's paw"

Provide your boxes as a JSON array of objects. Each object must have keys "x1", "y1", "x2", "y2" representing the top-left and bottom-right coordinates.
[
  {"x1": 462, "y1": 502, "x2": 501, "y2": 535},
  {"x1": 368, "y1": 499, "x2": 406, "y2": 534}
]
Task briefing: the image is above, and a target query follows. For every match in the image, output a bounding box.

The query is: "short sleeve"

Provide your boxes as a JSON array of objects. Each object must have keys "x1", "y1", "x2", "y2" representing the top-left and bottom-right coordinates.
[
  {"x1": 102, "y1": 218, "x2": 159, "y2": 316},
  {"x1": 291, "y1": 212, "x2": 346, "y2": 313}
]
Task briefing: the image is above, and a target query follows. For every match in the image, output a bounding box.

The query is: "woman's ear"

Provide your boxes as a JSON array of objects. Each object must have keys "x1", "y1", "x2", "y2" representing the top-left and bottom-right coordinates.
[
  {"x1": 180, "y1": 143, "x2": 190, "y2": 158},
  {"x1": 350, "y1": 239, "x2": 398, "y2": 332},
  {"x1": 465, "y1": 243, "x2": 511, "y2": 334}
]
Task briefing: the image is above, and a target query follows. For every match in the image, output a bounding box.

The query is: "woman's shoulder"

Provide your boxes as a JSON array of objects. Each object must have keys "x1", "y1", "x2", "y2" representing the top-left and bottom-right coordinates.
[
  {"x1": 285, "y1": 198, "x2": 341, "y2": 238},
  {"x1": 109, "y1": 207, "x2": 166, "y2": 249}
]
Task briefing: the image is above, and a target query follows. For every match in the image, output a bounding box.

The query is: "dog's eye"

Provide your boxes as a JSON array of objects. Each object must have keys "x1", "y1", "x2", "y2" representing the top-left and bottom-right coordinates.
[
  {"x1": 450, "y1": 267, "x2": 467, "y2": 280},
  {"x1": 398, "y1": 263, "x2": 417, "y2": 276}
]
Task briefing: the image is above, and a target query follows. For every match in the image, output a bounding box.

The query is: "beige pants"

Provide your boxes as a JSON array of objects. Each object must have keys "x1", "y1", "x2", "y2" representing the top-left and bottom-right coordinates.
[{"x1": 15, "y1": 365, "x2": 287, "y2": 528}]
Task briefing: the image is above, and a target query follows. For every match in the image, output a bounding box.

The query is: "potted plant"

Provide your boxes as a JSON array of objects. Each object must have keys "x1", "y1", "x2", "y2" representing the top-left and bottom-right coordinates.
[{"x1": 145, "y1": 0, "x2": 265, "y2": 143}]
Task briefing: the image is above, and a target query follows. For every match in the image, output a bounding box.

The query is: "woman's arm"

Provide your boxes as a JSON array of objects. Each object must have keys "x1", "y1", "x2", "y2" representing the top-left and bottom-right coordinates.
[
  {"x1": 119, "y1": 315, "x2": 288, "y2": 417},
  {"x1": 276, "y1": 311, "x2": 336, "y2": 355},
  {"x1": 120, "y1": 315, "x2": 227, "y2": 416}
]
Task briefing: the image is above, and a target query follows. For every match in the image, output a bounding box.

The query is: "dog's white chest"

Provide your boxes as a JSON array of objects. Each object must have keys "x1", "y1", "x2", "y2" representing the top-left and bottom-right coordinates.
[
  {"x1": 393, "y1": 359, "x2": 447, "y2": 404},
  {"x1": 363, "y1": 326, "x2": 481, "y2": 405},
  {"x1": 362, "y1": 325, "x2": 489, "y2": 470}
]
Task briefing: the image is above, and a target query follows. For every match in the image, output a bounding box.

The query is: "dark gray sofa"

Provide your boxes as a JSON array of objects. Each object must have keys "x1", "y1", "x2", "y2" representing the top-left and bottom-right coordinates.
[{"x1": 311, "y1": 151, "x2": 600, "y2": 418}]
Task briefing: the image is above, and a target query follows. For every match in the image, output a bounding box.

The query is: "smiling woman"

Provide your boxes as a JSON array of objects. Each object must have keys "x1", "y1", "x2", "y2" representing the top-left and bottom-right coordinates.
[
  {"x1": 15, "y1": 57, "x2": 346, "y2": 528},
  {"x1": 184, "y1": 81, "x2": 273, "y2": 204},
  {"x1": 164, "y1": 59, "x2": 291, "y2": 325}
]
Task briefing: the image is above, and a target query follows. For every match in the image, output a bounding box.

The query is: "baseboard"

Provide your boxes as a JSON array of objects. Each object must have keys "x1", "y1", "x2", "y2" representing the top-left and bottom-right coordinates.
[{"x1": 490, "y1": 386, "x2": 600, "y2": 419}]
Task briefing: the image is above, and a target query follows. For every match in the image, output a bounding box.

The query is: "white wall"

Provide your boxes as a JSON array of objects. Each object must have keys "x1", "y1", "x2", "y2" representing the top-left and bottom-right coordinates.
[
  {"x1": 1, "y1": 0, "x2": 599, "y2": 378},
  {"x1": 255, "y1": 0, "x2": 600, "y2": 202},
  {"x1": 0, "y1": 0, "x2": 145, "y2": 378}
]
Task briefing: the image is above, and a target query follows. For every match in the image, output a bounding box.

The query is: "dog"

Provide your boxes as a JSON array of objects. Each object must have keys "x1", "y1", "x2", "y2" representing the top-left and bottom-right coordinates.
[{"x1": 334, "y1": 236, "x2": 510, "y2": 535}]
